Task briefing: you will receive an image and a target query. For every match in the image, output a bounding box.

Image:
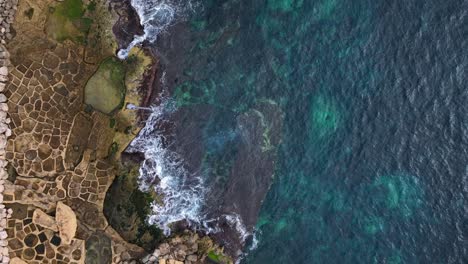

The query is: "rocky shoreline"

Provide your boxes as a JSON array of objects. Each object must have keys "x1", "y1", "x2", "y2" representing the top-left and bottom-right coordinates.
[{"x1": 0, "y1": 0, "x2": 233, "y2": 263}]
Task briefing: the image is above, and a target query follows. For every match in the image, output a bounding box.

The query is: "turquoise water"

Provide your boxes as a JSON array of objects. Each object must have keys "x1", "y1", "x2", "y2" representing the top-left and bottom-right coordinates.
[{"x1": 137, "y1": 0, "x2": 468, "y2": 263}]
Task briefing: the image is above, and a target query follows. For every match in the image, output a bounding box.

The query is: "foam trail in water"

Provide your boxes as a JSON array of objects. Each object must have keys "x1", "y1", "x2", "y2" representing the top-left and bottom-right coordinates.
[
  {"x1": 222, "y1": 214, "x2": 259, "y2": 263},
  {"x1": 127, "y1": 102, "x2": 205, "y2": 234},
  {"x1": 118, "y1": 0, "x2": 195, "y2": 59},
  {"x1": 224, "y1": 214, "x2": 250, "y2": 243}
]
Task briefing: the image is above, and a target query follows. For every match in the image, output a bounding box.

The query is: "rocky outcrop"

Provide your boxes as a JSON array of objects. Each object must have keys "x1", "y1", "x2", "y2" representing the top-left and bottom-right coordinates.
[
  {"x1": 0, "y1": 0, "x2": 234, "y2": 263},
  {"x1": 55, "y1": 201, "x2": 77, "y2": 245},
  {"x1": 8, "y1": 258, "x2": 26, "y2": 264},
  {"x1": 32, "y1": 209, "x2": 58, "y2": 232},
  {"x1": 141, "y1": 231, "x2": 233, "y2": 264}
]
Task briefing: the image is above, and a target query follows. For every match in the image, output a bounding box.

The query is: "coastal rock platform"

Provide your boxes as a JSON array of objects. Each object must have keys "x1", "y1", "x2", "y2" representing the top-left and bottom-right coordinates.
[
  {"x1": 0, "y1": 0, "x2": 233, "y2": 263},
  {"x1": 1, "y1": 0, "x2": 145, "y2": 263}
]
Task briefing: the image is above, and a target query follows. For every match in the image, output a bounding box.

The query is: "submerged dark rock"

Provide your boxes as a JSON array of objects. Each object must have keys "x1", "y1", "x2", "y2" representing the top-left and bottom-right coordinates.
[
  {"x1": 160, "y1": 100, "x2": 283, "y2": 258},
  {"x1": 207, "y1": 101, "x2": 284, "y2": 257},
  {"x1": 110, "y1": 0, "x2": 144, "y2": 51},
  {"x1": 125, "y1": 13, "x2": 286, "y2": 257}
]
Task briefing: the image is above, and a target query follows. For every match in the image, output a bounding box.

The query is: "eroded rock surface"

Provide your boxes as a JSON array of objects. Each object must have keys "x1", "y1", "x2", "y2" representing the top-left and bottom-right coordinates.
[
  {"x1": 2, "y1": 0, "x2": 150, "y2": 263},
  {"x1": 55, "y1": 201, "x2": 77, "y2": 245},
  {"x1": 85, "y1": 231, "x2": 112, "y2": 264},
  {"x1": 32, "y1": 209, "x2": 58, "y2": 232},
  {"x1": 207, "y1": 101, "x2": 284, "y2": 257},
  {"x1": 2, "y1": 0, "x2": 236, "y2": 263}
]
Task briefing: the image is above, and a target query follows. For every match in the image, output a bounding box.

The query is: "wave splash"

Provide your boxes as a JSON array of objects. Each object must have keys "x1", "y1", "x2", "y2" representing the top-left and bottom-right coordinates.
[
  {"x1": 121, "y1": 0, "x2": 258, "y2": 251},
  {"x1": 118, "y1": 0, "x2": 195, "y2": 59},
  {"x1": 127, "y1": 103, "x2": 259, "y2": 251},
  {"x1": 127, "y1": 102, "x2": 206, "y2": 235}
]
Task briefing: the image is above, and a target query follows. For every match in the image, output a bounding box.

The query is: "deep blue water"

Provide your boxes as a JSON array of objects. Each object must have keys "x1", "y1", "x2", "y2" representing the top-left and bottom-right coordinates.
[{"x1": 137, "y1": 0, "x2": 468, "y2": 263}]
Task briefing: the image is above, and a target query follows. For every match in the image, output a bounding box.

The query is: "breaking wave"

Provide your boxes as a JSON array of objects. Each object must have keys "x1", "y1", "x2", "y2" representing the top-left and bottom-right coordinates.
[
  {"x1": 126, "y1": 102, "x2": 206, "y2": 235},
  {"x1": 118, "y1": 0, "x2": 196, "y2": 59},
  {"x1": 127, "y1": 102, "x2": 257, "y2": 247},
  {"x1": 127, "y1": 102, "x2": 257, "y2": 249},
  {"x1": 121, "y1": 0, "x2": 256, "y2": 251}
]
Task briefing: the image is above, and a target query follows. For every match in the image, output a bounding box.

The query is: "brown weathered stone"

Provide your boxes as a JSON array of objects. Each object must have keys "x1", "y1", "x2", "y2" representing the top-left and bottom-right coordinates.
[
  {"x1": 55, "y1": 84, "x2": 69, "y2": 97},
  {"x1": 22, "y1": 118, "x2": 37, "y2": 133},
  {"x1": 64, "y1": 113, "x2": 92, "y2": 168},
  {"x1": 37, "y1": 144, "x2": 52, "y2": 159},
  {"x1": 55, "y1": 46, "x2": 69, "y2": 60},
  {"x1": 34, "y1": 100, "x2": 42, "y2": 111},
  {"x1": 49, "y1": 135, "x2": 61, "y2": 149},
  {"x1": 32, "y1": 162, "x2": 43, "y2": 173},
  {"x1": 41, "y1": 101, "x2": 51, "y2": 111},
  {"x1": 45, "y1": 241, "x2": 55, "y2": 259},
  {"x1": 29, "y1": 110, "x2": 39, "y2": 119},
  {"x1": 82, "y1": 180, "x2": 91, "y2": 187},
  {"x1": 56, "y1": 156, "x2": 65, "y2": 172},
  {"x1": 25, "y1": 149, "x2": 37, "y2": 160},
  {"x1": 19, "y1": 96, "x2": 29, "y2": 105},
  {"x1": 57, "y1": 189, "x2": 65, "y2": 199},
  {"x1": 72, "y1": 249, "x2": 81, "y2": 260},
  {"x1": 17, "y1": 230, "x2": 26, "y2": 240},
  {"x1": 24, "y1": 233, "x2": 39, "y2": 247},
  {"x1": 9, "y1": 238, "x2": 24, "y2": 250},
  {"x1": 43, "y1": 53, "x2": 60, "y2": 70},
  {"x1": 43, "y1": 158, "x2": 55, "y2": 172},
  {"x1": 68, "y1": 188, "x2": 80, "y2": 198},
  {"x1": 14, "y1": 134, "x2": 33, "y2": 152},
  {"x1": 24, "y1": 103, "x2": 34, "y2": 113}
]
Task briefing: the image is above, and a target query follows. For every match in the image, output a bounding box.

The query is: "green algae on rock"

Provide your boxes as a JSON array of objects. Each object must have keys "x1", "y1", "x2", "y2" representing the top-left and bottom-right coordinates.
[
  {"x1": 207, "y1": 250, "x2": 233, "y2": 264},
  {"x1": 46, "y1": 0, "x2": 93, "y2": 43},
  {"x1": 173, "y1": 79, "x2": 218, "y2": 107},
  {"x1": 371, "y1": 174, "x2": 424, "y2": 217},
  {"x1": 267, "y1": 0, "x2": 302, "y2": 12},
  {"x1": 85, "y1": 231, "x2": 112, "y2": 264},
  {"x1": 308, "y1": 95, "x2": 341, "y2": 140},
  {"x1": 103, "y1": 160, "x2": 164, "y2": 252},
  {"x1": 361, "y1": 215, "x2": 385, "y2": 235},
  {"x1": 85, "y1": 57, "x2": 126, "y2": 114}
]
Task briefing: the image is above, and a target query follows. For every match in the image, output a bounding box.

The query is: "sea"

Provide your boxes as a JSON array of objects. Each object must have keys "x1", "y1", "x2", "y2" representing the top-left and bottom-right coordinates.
[{"x1": 121, "y1": 0, "x2": 468, "y2": 263}]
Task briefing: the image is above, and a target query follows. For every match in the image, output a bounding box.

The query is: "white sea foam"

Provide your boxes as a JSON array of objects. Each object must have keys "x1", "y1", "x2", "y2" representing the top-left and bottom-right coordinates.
[
  {"x1": 223, "y1": 213, "x2": 260, "y2": 263},
  {"x1": 224, "y1": 214, "x2": 250, "y2": 243},
  {"x1": 118, "y1": 0, "x2": 195, "y2": 59},
  {"x1": 129, "y1": 105, "x2": 257, "y2": 242},
  {"x1": 123, "y1": 0, "x2": 256, "y2": 252},
  {"x1": 127, "y1": 102, "x2": 206, "y2": 235}
]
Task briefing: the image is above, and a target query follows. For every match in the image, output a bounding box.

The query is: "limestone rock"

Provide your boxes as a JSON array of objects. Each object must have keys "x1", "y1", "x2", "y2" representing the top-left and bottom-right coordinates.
[
  {"x1": 186, "y1": 255, "x2": 197, "y2": 262},
  {"x1": 10, "y1": 258, "x2": 28, "y2": 264},
  {"x1": 32, "y1": 209, "x2": 58, "y2": 232},
  {"x1": 159, "y1": 243, "x2": 170, "y2": 256},
  {"x1": 56, "y1": 201, "x2": 77, "y2": 244},
  {"x1": 0, "y1": 102, "x2": 8, "y2": 111},
  {"x1": 0, "y1": 66, "x2": 7, "y2": 76}
]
